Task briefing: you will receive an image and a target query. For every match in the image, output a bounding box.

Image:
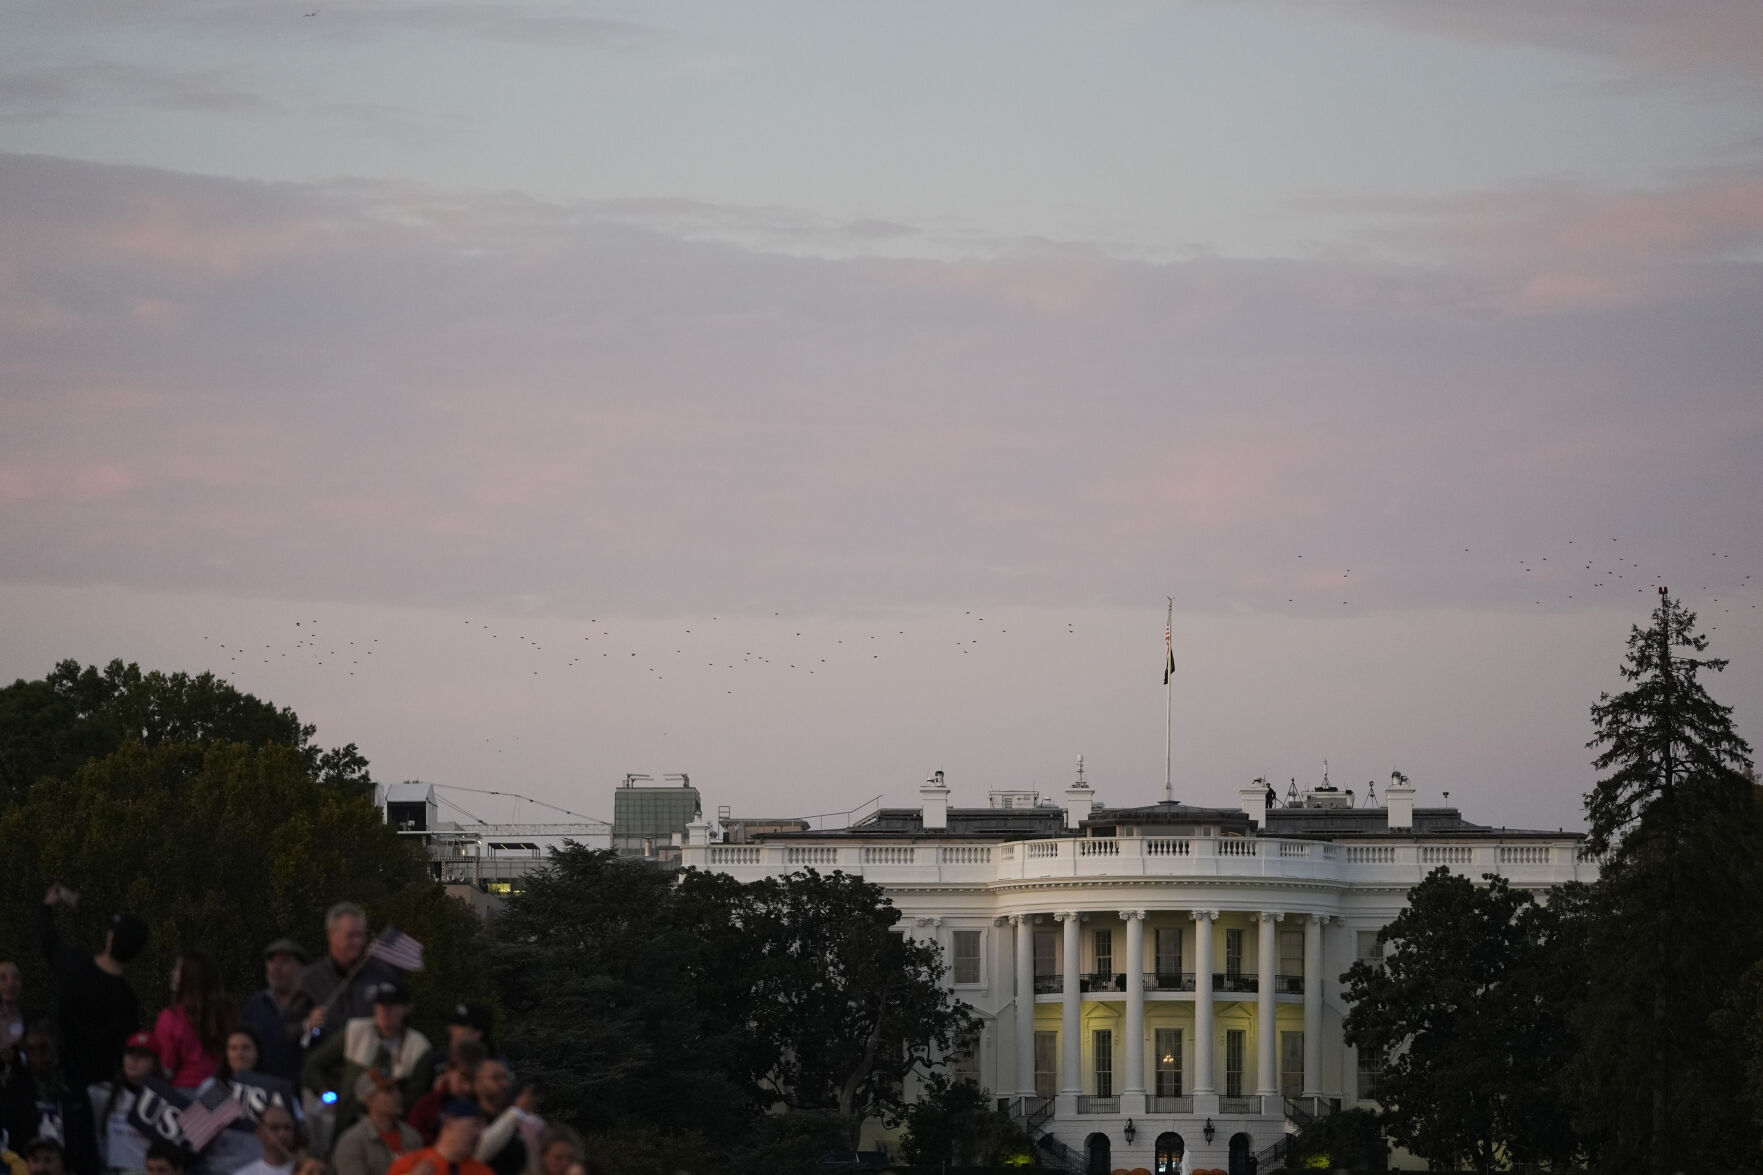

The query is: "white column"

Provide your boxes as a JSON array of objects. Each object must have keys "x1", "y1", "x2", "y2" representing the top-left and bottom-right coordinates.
[
  {"x1": 1014, "y1": 914, "x2": 1036, "y2": 1099},
  {"x1": 1122, "y1": 910, "x2": 1146, "y2": 1111},
  {"x1": 1192, "y1": 910, "x2": 1217, "y2": 1100},
  {"x1": 1256, "y1": 912, "x2": 1280, "y2": 1106},
  {"x1": 1059, "y1": 911, "x2": 1082, "y2": 1110},
  {"x1": 1303, "y1": 913, "x2": 1323, "y2": 1097}
]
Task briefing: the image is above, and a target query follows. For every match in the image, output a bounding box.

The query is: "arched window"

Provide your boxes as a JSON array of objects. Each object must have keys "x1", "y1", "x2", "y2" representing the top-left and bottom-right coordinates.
[
  {"x1": 1155, "y1": 1131, "x2": 1185, "y2": 1174},
  {"x1": 1228, "y1": 1131, "x2": 1254, "y2": 1175},
  {"x1": 1085, "y1": 1131, "x2": 1112, "y2": 1175}
]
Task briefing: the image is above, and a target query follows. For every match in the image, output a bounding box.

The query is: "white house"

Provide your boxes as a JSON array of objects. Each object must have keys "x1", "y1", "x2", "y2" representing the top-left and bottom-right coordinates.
[{"x1": 679, "y1": 768, "x2": 1594, "y2": 1175}]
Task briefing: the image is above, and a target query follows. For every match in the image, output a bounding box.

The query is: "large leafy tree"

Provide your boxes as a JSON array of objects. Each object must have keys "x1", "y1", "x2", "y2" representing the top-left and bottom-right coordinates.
[
  {"x1": 1576, "y1": 590, "x2": 1758, "y2": 1175},
  {"x1": 0, "y1": 739, "x2": 492, "y2": 1044},
  {"x1": 1342, "y1": 868, "x2": 1581, "y2": 1175},
  {"x1": 0, "y1": 658, "x2": 374, "y2": 807}
]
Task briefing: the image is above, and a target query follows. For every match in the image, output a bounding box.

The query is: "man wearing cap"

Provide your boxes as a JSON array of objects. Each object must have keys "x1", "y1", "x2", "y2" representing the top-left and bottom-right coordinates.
[
  {"x1": 37, "y1": 886, "x2": 145, "y2": 1093},
  {"x1": 239, "y1": 940, "x2": 309, "y2": 1083},
  {"x1": 302, "y1": 984, "x2": 433, "y2": 1141},
  {"x1": 383, "y1": 1103, "x2": 491, "y2": 1175},
  {"x1": 332, "y1": 1070, "x2": 422, "y2": 1175}
]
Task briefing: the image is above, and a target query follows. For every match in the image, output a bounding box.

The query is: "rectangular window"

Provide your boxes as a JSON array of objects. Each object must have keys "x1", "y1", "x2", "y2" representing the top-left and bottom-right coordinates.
[
  {"x1": 1281, "y1": 1031, "x2": 1304, "y2": 1097},
  {"x1": 1093, "y1": 1029, "x2": 1114, "y2": 1097},
  {"x1": 1034, "y1": 931, "x2": 1058, "y2": 977},
  {"x1": 952, "y1": 930, "x2": 982, "y2": 985},
  {"x1": 1279, "y1": 929, "x2": 1303, "y2": 989},
  {"x1": 1154, "y1": 927, "x2": 1182, "y2": 978},
  {"x1": 1224, "y1": 928, "x2": 1245, "y2": 978},
  {"x1": 1154, "y1": 1028, "x2": 1183, "y2": 1097},
  {"x1": 1356, "y1": 1045, "x2": 1383, "y2": 1101},
  {"x1": 1356, "y1": 930, "x2": 1383, "y2": 967},
  {"x1": 1225, "y1": 1030, "x2": 1245, "y2": 1097},
  {"x1": 952, "y1": 1026, "x2": 982, "y2": 1086},
  {"x1": 1034, "y1": 1032, "x2": 1058, "y2": 1100},
  {"x1": 1093, "y1": 929, "x2": 1113, "y2": 979}
]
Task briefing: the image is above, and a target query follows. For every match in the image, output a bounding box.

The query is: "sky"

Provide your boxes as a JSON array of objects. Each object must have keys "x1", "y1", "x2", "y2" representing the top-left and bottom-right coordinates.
[{"x1": 3, "y1": 1, "x2": 1761, "y2": 835}]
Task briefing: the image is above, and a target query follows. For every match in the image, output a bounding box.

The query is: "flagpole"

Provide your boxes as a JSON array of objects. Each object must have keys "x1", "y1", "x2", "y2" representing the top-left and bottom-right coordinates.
[{"x1": 1164, "y1": 596, "x2": 1174, "y2": 804}]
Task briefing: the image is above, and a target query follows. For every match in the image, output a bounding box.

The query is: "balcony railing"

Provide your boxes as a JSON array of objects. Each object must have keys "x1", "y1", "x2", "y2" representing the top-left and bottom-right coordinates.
[
  {"x1": 1034, "y1": 974, "x2": 1063, "y2": 994},
  {"x1": 1145, "y1": 972, "x2": 1196, "y2": 992},
  {"x1": 1076, "y1": 1095, "x2": 1119, "y2": 1114},
  {"x1": 1215, "y1": 971, "x2": 1258, "y2": 993},
  {"x1": 1150, "y1": 1095, "x2": 1192, "y2": 1113},
  {"x1": 1219, "y1": 1096, "x2": 1257, "y2": 1114},
  {"x1": 1084, "y1": 971, "x2": 1127, "y2": 993},
  {"x1": 1275, "y1": 973, "x2": 1304, "y2": 994}
]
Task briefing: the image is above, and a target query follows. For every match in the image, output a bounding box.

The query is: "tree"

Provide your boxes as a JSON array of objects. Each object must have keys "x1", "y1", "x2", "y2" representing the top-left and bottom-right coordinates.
[
  {"x1": 898, "y1": 1074, "x2": 1029, "y2": 1167},
  {"x1": 0, "y1": 739, "x2": 492, "y2": 1045},
  {"x1": 0, "y1": 659, "x2": 368, "y2": 808},
  {"x1": 1576, "y1": 590, "x2": 1758, "y2": 1175},
  {"x1": 1341, "y1": 868, "x2": 1580, "y2": 1175},
  {"x1": 691, "y1": 868, "x2": 979, "y2": 1131}
]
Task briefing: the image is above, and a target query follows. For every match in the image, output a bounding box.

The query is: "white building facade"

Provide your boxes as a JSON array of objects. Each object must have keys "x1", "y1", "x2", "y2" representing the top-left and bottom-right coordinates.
[{"x1": 680, "y1": 772, "x2": 1596, "y2": 1175}]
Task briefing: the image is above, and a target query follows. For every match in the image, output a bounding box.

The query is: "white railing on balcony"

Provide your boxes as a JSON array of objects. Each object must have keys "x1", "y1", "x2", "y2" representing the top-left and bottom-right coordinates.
[
  {"x1": 1076, "y1": 1095, "x2": 1119, "y2": 1114},
  {"x1": 680, "y1": 834, "x2": 1591, "y2": 886}
]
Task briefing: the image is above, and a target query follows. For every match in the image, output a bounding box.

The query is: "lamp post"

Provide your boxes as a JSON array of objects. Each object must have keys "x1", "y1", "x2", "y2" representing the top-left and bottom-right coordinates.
[
  {"x1": 1203, "y1": 1117, "x2": 1216, "y2": 1145},
  {"x1": 1124, "y1": 1118, "x2": 1136, "y2": 1145}
]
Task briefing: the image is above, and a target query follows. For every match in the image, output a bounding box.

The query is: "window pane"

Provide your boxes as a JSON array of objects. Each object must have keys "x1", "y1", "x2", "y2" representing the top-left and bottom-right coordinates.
[
  {"x1": 1225, "y1": 1030, "x2": 1244, "y2": 1097},
  {"x1": 1155, "y1": 927, "x2": 1182, "y2": 976},
  {"x1": 1035, "y1": 931, "x2": 1058, "y2": 976},
  {"x1": 953, "y1": 929, "x2": 982, "y2": 985},
  {"x1": 1356, "y1": 930, "x2": 1382, "y2": 966},
  {"x1": 1093, "y1": 930, "x2": 1113, "y2": 976},
  {"x1": 1034, "y1": 1032, "x2": 1058, "y2": 1100},
  {"x1": 1225, "y1": 929, "x2": 1244, "y2": 977},
  {"x1": 1278, "y1": 930, "x2": 1303, "y2": 975},
  {"x1": 1281, "y1": 1031, "x2": 1304, "y2": 1097},
  {"x1": 1093, "y1": 1030, "x2": 1114, "y2": 1097},
  {"x1": 1155, "y1": 1028, "x2": 1183, "y2": 1097}
]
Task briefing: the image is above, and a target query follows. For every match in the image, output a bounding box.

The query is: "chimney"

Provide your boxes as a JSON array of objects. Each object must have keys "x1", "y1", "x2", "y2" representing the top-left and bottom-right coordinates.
[
  {"x1": 1386, "y1": 780, "x2": 1416, "y2": 832},
  {"x1": 921, "y1": 769, "x2": 950, "y2": 831},
  {"x1": 1064, "y1": 755, "x2": 1094, "y2": 830},
  {"x1": 686, "y1": 819, "x2": 710, "y2": 847},
  {"x1": 1240, "y1": 780, "x2": 1269, "y2": 829}
]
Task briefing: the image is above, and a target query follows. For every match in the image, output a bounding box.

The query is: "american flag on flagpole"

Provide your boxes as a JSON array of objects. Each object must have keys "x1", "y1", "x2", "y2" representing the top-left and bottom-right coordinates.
[
  {"x1": 179, "y1": 1081, "x2": 244, "y2": 1151},
  {"x1": 1163, "y1": 620, "x2": 1175, "y2": 685},
  {"x1": 368, "y1": 926, "x2": 425, "y2": 972}
]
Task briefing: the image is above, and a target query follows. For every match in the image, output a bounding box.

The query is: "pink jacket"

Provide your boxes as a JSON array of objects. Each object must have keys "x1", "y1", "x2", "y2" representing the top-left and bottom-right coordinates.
[{"x1": 153, "y1": 1006, "x2": 220, "y2": 1089}]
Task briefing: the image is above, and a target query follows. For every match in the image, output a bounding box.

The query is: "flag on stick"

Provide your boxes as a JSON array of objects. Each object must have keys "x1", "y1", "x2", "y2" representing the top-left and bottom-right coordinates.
[
  {"x1": 179, "y1": 1081, "x2": 244, "y2": 1151},
  {"x1": 368, "y1": 926, "x2": 424, "y2": 972},
  {"x1": 1163, "y1": 621, "x2": 1175, "y2": 685}
]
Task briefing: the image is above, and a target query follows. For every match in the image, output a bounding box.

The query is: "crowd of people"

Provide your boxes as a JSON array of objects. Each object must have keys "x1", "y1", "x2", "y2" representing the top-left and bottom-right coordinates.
[{"x1": 1, "y1": 887, "x2": 593, "y2": 1175}]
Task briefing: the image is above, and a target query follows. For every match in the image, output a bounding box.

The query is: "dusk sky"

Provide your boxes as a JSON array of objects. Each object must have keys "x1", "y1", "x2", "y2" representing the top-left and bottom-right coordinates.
[{"x1": 4, "y1": 1, "x2": 1760, "y2": 834}]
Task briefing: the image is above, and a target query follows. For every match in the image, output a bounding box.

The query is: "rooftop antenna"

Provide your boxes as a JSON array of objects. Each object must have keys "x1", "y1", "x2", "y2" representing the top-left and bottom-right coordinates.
[
  {"x1": 1162, "y1": 597, "x2": 1175, "y2": 803},
  {"x1": 1076, "y1": 755, "x2": 1087, "y2": 786},
  {"x1": 1322, "y1": 759, "x2": 1331, "y2": 789},
  {"x1": 1363, "y1": 778, "x2": 1378, "y2": 808},
  {"x1": 1285, "y1": 777, "x2": 1300, "y2": 806}
]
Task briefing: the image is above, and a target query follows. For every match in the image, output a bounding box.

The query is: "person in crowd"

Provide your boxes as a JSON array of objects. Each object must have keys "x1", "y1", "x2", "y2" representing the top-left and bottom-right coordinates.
[
  {"x1": 291, "y1": 1156, "x2": 328, "y2": 1175},
  {"x1": 21, "y1": 1137, "x2": 63, "y2": 1175},
  {"x1": 1, "y1": 1129, "x2": 24, "y2": 1175},
  {"x1": 0, "y1": 964, "x2": 27, "y2": 1059},
  {"x1": 432, "y1": 1009, "x2": 492, "y2": 1082},
  {"x1": 467, "y1": 1063, "x2": 537, "y2": 1175},
  {"x1": 18, "y1": 1023, "x2": 100, "y2": 1175},
  {"x1": 153, "y1": 954, "x2": 232, "y2": 1092},
  {"x1": 383, "y1": 1103, "x2": 489, "y2": 1175},
  {"x1": 196, "y1": 1026, "x2": 288, "y2": 1175},
  {"x1": 302, "y1": 986, "x2": 431, "y2": 1141},
  {"x1": 141, "y1": 1140, "x2": 183, "y2": 1175},
  {"x1": 38, "y1": 887, "x2": 145, "y2": 1092},
  {"x1": 239, "y1": 943, "x2": 307, "y2": 1084},
  {"x1": 404, "y1": 1040, "x2": 483, "y2": 1147},
  {"x1": 89, "y1": 1032, "x2": 158, "y2": 1175},
  {"x1": 292, "y1": 907, "x2": 401, "y2": 1046},
  {"x1": 232, "y1": 1106, "x2": 296, "y2": 1175},
  {"x1": 220, "y1": 1028, "x2": 261, "y2": 1082},
  {"x1": 331, "y1": 1071, "x2": 420, "y2": 1175},
  {"x1": 526, "y1": 1127, "x2": 580, "y2": 1175}
]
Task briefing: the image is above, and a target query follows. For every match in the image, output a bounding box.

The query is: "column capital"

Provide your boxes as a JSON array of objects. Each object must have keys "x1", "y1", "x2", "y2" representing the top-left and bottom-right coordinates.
[
  {"x1": 1329, "y1": 915, "x2": 1347, "y2": 927},
  {"x1": 1190, "y1": 909, "x2": 1219, "y2": 923},
  {"x1": 1254, "y1": 911, "x2": 1284, "y2": 923},
  {"x1": 1118, "y1": 909, "x2": 1146, "y2": 921},
  {"x1": 1307, "y1": 912, "x2": 1324, "y2": 925},
  {"x1": 1009, "y1": 913, "x2": 1028, "y2": 926},
  {"x1": 916, "y1": 916, "x2": 943, "y2": 928},
  {"x1": 1054, "y1": 910, "x2": 1083, "y2": 923}
]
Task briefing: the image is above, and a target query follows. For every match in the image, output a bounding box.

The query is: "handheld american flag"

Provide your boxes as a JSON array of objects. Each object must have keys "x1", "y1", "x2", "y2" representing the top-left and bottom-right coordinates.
[
  {"x1": 179, "y1": 1081, "x2": 244, "y2": 1151},
  {"x1": 368, "y1": 926, "x2": 424, "y2": 972}
]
